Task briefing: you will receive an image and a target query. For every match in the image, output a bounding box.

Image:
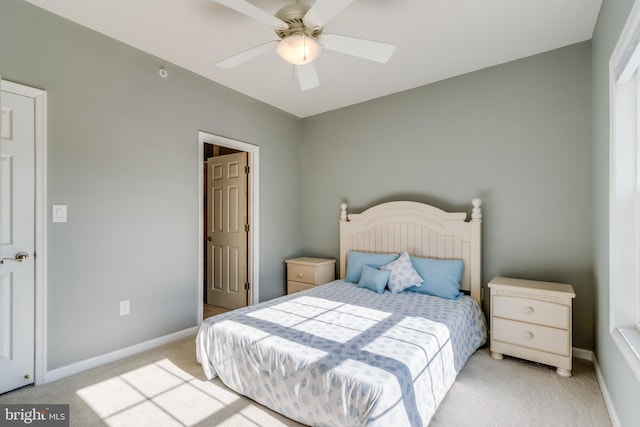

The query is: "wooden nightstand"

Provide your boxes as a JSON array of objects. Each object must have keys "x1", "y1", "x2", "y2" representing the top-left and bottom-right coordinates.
[
  {"x1": 488, "y1": 277, "x2": 576, "y2": 377},
  {"x1": 285, "y1": 257, "x2": 336, "y2": 294}
]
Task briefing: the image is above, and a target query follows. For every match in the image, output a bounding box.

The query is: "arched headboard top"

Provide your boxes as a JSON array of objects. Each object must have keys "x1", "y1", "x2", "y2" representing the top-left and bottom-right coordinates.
[{"x1": 339, "y1": 199, "x2": 482, "y2": 304}]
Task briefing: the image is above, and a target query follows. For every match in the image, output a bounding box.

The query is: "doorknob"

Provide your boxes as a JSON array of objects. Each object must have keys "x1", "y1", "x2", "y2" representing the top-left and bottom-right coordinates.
[
  {"x1": 15, "y1": 252, "x2": 29, "y2": 262},
  {"x1": 0, "y1": 252, "x2": 29, "y2": 264}
]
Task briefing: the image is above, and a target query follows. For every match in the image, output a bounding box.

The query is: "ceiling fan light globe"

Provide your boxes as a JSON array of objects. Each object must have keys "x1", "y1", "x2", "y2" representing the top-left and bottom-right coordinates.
[{"x1": 276, "y1": 34, "x2": 321, "y2": 65}]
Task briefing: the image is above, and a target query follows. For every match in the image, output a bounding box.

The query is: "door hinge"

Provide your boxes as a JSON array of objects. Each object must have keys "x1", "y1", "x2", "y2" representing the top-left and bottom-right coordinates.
[
  {"x1": 244, "y1": 282, "x2": 250, "y2": 290},
  {"x1": 244, "y1": 224, "x2": 250, "y2": 232},
  {"x1": 244, "y1": 165, "x2": 250, "y2": 174}
]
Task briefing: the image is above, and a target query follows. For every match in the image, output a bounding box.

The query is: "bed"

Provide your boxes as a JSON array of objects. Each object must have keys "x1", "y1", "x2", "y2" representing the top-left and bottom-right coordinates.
[{"x1": 196, "y1": 199, "x2": 487, "y2": 426}]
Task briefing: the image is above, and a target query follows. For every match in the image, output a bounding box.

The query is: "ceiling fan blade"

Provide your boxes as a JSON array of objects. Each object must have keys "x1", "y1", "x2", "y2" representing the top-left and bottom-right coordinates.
[
  {"x1": 212, "y1": 0, "x2": 287, "y2": 29},
  {"x1": 303, "y1": 0, "x2": 355, "y2": 28},
  {"x1": 319, "y1": 34, "x2": 396, "y2": 64},
  {"x1": 216, "y1": 41, "x2": 278, "y2": 69},
  {"x1": 296, "y1": 63, "x2": 319, "y2": 91}
]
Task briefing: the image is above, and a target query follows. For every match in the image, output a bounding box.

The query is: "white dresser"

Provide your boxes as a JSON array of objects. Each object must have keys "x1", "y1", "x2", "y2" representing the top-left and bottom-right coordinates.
[
  {"x1": 488, "y1": 276, "x2": 576, "y2": 377},
  {"x1": 285, "y1": 257, "x2": 336, "y2": 294}
]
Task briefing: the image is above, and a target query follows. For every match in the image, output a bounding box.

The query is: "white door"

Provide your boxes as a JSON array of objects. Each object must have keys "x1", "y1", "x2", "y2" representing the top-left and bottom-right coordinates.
[
  {"x1": 0, "y1": 83, "x2": 36, "y2": 394},
  {"x1": 207, "y1": 152, "x2": 247, "y2": 309}
]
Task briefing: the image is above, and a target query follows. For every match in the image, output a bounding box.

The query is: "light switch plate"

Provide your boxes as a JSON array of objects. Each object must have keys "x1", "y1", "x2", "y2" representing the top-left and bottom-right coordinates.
[{"x1": 52, "y1": 204, "x2": 67, "y2": 223}]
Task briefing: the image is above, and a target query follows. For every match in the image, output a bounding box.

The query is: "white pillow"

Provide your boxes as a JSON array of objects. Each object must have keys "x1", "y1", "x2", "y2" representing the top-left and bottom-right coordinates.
[{"x1": 380, "y1": 251, "x2": 424, "y2": 294}]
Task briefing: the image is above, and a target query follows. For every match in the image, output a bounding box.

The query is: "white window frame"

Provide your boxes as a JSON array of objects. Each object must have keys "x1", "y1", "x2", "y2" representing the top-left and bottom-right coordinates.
[{"x1": 610, "y1": 0, "x2": 640, "y2": 382}]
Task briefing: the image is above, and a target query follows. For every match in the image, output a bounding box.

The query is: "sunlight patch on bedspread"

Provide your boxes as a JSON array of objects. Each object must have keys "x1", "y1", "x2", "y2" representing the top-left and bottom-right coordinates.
[
  {"x1": 246, "y1": 296, "x2": 392, "y2": 344},
  {"x1": 215, "y1": 320, "x2": 330, "y2": 363},
  {"x1": 246, "y1": 306, "x2": 314, "y2": 327},
  {"x1": 362, "y1": 317, "x2": 454, "y2": 378}
]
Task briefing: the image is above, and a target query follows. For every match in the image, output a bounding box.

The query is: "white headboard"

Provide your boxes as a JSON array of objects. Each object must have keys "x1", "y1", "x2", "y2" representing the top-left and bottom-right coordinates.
[{"x1": 339, "y1": 199, "x2": 483, "y2": 304}]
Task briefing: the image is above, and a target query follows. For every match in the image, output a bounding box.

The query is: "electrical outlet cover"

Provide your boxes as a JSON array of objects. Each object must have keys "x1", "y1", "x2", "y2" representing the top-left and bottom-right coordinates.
[{"x1": 120, "y1": 300, "x2": 130, "y2": 316}]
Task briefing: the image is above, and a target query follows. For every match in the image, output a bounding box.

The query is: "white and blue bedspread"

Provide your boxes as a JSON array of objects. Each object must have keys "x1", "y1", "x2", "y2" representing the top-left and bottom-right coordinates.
[{"x1": 196, "y1": 280, "x2": 487, "y2": 426}]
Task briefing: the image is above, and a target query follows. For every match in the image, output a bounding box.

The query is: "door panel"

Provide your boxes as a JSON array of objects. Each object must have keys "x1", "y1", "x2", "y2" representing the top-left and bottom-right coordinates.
[
  {"x1": 0, "y1": 87, "x2": 36, "y2": 394},
  {"x1": 0, "y1": 273, "x2": 14, "y2": 361},
  {"x1": 0, "y1": 154, "x2": 12, "y2": 244},
  {"x1": 206, "y1": 152, "x2": 247, "y2": 309}
]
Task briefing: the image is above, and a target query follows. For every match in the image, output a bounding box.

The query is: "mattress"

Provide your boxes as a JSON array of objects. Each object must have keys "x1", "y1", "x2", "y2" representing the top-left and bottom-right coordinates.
[{"x1": 196, "y1": 280, "x2": 487, "y2": 426}]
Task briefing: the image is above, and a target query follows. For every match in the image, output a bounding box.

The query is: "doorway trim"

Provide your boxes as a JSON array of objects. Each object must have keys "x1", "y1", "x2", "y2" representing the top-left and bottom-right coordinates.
[
  {"x1": 198, "y1": 131, "x2": 259, "y2": 321},
  {"x1": 1, "y1": 80, "x2": 47, "y2": 385}
]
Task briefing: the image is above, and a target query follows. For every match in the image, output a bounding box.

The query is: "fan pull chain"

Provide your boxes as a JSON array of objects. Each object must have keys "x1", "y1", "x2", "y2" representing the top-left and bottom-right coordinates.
[
  {"x1": 303, "y1": 33, "x2": 307, "y2": 62},
  {"x1": 292, "y1": 64, "x2": 296, "y2": 86}
]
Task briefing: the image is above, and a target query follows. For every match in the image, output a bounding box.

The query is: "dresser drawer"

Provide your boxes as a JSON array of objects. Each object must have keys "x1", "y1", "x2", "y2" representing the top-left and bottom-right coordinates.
[
  {"x1": 492, "y1": 295, "x2": 570, "y2": 329},
  {"x1": 287, "y1": 264, "x2": 322, "y2": 285},
  {"x1": 287, "y1": 281, "x2": 315, "y2": 294},
  {"x1": 492, "y1": 318, "x2": 571, "y2": 356}
]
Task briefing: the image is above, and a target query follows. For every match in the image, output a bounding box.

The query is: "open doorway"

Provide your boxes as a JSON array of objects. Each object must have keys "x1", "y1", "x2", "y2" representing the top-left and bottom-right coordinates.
[{"x1": 198, "y1": 132, "x2": 259, "y2": 322}]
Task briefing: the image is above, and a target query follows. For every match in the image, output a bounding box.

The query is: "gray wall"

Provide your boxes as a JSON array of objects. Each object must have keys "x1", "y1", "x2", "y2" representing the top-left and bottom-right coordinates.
[
  {"x1": 592, "y1": 0, "x2": 640, "y2": 425},
  {"x1": 0, "y1": 0, "x2": 302, "y2": 369},
  {"x1": 300, "y1": 42, "x2": 594, "y2": 350}
]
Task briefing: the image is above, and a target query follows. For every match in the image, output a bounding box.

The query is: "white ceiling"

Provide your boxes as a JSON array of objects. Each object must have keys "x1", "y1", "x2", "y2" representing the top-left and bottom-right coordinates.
[{"x1": 24, "y1": 0, "x2": 602, "y2": 118}]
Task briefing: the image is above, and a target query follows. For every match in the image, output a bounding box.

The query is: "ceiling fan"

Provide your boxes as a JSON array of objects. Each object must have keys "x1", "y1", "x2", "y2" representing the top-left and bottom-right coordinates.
[{"x1": 213, "y1": 0, "x2": 396, "y2": 90}]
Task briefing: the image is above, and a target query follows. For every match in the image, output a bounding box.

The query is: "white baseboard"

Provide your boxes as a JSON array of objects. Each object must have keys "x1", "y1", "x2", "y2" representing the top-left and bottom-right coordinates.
[
  {"x1": 573, "y1": 347, "x2": 621, "y2": 427},
  {"x1": 572, "y1": 346, "x2": 594, "y2": 361},
  {"x1": 44, "y1": 326, "x2": 199, "y2": 384}
]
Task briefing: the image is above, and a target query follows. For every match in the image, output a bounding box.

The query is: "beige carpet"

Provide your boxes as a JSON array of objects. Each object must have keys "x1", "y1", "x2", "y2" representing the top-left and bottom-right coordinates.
[
  {"x1": 0, "y1": 336, "x2": 611, "y2": 426},
  {"x1": 430, "y1": 349, "x2": 611, "y2": 427}
]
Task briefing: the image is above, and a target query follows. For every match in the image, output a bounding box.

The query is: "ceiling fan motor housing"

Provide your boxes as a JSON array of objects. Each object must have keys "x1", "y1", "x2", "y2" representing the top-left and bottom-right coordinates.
[{"x1": 274, "y1": 3, "x2": 322, "y2": 40}]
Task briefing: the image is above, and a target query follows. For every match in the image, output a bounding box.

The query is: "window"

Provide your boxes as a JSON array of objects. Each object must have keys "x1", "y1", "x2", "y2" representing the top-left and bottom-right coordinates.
[{"x1": 610, "y1": 0, "x2": 640, "y2": 381}]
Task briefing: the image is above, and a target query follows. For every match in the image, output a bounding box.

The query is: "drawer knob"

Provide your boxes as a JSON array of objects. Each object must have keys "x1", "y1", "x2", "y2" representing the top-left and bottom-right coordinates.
[
  {"x1": 523, "y1": 331, "x2": 534, "y2": 339},
  {"x1": 297, "y1": 273, "x2": 304, "y2": 278},
  {"x1": 524, "y1": 306, "x2": 534, "y2": 314}
]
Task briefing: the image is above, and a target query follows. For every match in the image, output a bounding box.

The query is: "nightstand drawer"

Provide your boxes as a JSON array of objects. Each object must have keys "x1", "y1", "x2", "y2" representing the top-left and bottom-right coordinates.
[
  {"x1": 493, "y1": 318, "x2": 570, "y2": 356},
  {"x1": 287, "y1": 281, "x2": 315, "y2": 294},
  {"x1": 287, "y1": 264, "x2": 322, "y2": 285},
  {"x1": 493, "y1": 295, "x2": 570, "y2": 329}
]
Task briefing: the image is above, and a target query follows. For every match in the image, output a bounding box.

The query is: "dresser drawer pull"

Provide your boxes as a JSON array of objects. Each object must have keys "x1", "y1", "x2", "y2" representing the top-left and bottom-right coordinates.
[
  {"x1": 297, "y1": 273, "x2": 304, "y2": 278},
  {"x1": 523, "y1": 331, "x2": 534, "y2": 339},
  {"x1": 524, "y1": 306, "x2": 534, "y2": 314}
]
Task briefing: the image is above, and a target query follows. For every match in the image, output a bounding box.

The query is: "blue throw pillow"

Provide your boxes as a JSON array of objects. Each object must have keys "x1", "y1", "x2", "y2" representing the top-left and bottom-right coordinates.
[
  {"x1": 406, "y1": 256, "x2": 464, "y2": 299},
  {"x1": 357, "y1": 265, "x2": 390, "y2": 294},
  {"x1": 345, "y1": 251, "x2": 399, "y2": 283}
]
